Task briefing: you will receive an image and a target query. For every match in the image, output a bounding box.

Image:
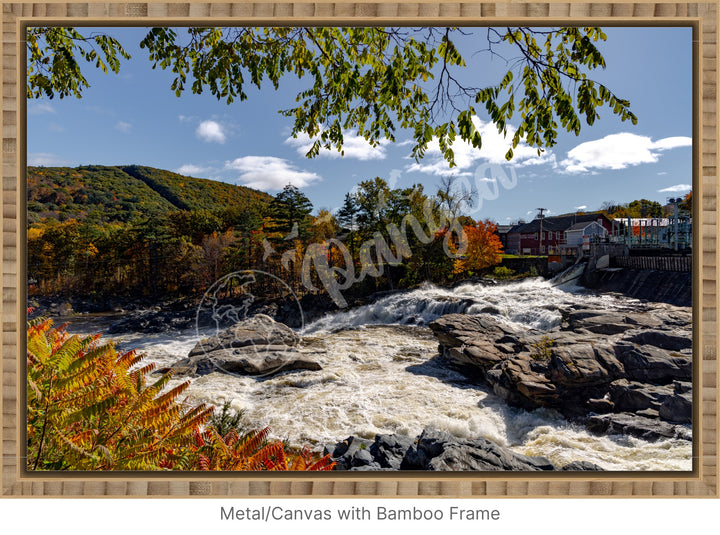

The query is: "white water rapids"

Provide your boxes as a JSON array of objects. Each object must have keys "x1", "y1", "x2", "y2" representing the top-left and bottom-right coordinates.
[{"x1": 67, "y1": 277, "x2": 692, "y2": 471}]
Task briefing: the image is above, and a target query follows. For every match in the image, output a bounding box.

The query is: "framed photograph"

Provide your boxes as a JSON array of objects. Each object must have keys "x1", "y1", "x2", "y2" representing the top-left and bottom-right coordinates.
[{"x1": 2, "y1": 1, "x2": 718, "y2": 498}]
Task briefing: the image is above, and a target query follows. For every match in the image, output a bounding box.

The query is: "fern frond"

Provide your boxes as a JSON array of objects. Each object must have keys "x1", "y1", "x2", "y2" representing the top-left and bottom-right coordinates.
[
  {"x1": 197, "y1": 454, "x2": 211, "y2": 471},
  {"x1": 306, "y1": 453, "x2": 337, "y2": 471},
  {"x1": 61, "y1": 395, "x2": 119, "y2": 425},
  {"x1": 151, "y1": 380, "x2": 191, "y2": 408},
  {"x1": 55, "y1": 427, "x2": 94, "y2": 460},
  {"x1": 251, "y1": 442, "x2": 287, "y2": 471},
  {"x1": 47, "y1": 334, "x2": 91, "y2": 372},
  {"x1": 27, "y1": 376, "x2": 42, "y2": 401},
  {"x1": 235, "y1": 427, "x2": 271, "y2": 459}
]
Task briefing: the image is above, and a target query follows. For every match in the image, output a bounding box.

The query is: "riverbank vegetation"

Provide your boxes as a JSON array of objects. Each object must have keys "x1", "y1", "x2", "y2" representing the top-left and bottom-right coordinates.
[
  {"x1": 26, "y1": 314, "x2": 335, "y2": 471},
  {"x1": 28, "y1": 165, "x2": 504, "y2": 307}
]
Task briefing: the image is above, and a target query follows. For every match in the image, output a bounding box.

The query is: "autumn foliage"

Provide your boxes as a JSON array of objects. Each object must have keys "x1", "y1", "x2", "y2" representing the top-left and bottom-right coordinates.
[
  {"x1": 453, "y1": 220, "x2": 504, "y2": 275},
  {"x1": 26, "y1": 318, "x2": 335, "y2": 471}
]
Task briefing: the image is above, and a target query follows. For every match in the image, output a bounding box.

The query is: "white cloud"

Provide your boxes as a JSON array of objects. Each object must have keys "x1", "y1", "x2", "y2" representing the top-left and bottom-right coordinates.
[
  {"x1": 115, "y1": 121, "x2": 132, "y2": 133},
  {"x1": 559, "y1": 133, "x2": 692, "y2": 174},
  {"x1": 28, "y1": 153, "x2": 72, "y2": 166},
  {"x1": 285, "y1": 130, "x2": 389, "y2": 160},
  {"x1": 176, "y1": 164, "x2": 211, "y2": 176},
  {"x1": 651, "y1": 137, "x2": 692, "y2": 151},
  {"x1": 196, "y1": 120, "x2": 227, "y2": 144},
  {"x1": 575, "y1": 205, "x2": 588, "y2": 211},
  {"x1": 225, "y1": 156, "x2": 321, "y2": 190},
  {"x1": 658, "y1": 184, "x2": 692, "y2": 193},
  {"x1": 28, "y1": 102, "x2": 56, "y2": 115},
  {"x1": 404, "y1": 117, "x2": 555, "y2": 177}
]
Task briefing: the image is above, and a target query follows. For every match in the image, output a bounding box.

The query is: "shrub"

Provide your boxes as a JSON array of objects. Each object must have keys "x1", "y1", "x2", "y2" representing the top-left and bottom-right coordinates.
[
  {"x1": 493, "y1": 266, "x2": 515, "y2": 279},
  {"x1": 531, "y1": 336, "x2": 556, "y2": 361},
  {"x1": 26, "y1": 317, "x2": 336, "y2": 471},
  {"x1": 27, "y1": 317, "x2": 213, "y2": 470}
]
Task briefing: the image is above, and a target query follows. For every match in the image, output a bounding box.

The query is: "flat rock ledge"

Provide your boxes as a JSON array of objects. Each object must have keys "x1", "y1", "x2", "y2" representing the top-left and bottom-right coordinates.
[
  {"x1": 428, "y1": 304, "x2": 692, "y2": 442},
  {"x1": 326, "y1": 428, "x2": 603, "y2": 471},
  {"x1": 168, "y1": 314, "x2": 322, "y2": 377}
]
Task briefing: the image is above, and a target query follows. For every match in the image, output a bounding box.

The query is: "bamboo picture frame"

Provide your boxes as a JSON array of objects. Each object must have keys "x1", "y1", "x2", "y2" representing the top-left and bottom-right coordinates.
[{"x1": 1, "y1": 1, "x2": 717, "y2": 497}]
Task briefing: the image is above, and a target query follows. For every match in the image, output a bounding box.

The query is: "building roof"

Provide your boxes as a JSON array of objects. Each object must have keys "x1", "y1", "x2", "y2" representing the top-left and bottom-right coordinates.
[
  {"x1": 508, "y1": 212, "x2": 609, "y2": 234},
  {"x1": 566, "y1": 220, "x2": 604, "y2": 232}
]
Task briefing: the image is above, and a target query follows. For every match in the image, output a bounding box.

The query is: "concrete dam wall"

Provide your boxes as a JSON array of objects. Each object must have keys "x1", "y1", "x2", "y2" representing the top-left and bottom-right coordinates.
[{"x1": 580, "y1": 268, "x2": 691, "y2": 307}]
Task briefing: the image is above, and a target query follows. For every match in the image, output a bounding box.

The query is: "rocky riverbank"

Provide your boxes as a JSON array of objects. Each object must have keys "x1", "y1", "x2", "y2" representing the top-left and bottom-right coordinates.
[
  {"x1": 428, "y1": 302, "x2": 692, "y2": 442},
  {"x1": 28, "y1": 292, "x2": 339, "y2": 333}
]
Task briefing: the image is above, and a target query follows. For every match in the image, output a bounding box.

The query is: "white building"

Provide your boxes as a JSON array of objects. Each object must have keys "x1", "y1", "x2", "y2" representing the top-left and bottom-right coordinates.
[{"x1": 564, "y1": 221, "x2": 608, "y2": 249}]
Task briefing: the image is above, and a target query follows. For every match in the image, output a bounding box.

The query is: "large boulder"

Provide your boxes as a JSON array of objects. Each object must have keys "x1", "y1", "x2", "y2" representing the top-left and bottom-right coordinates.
[
  {"x1": 169, "y1": 314, "x2": 321, "y2": 377},
  {"x1": 189, "y1": 314, "x2": 299, "y2": 356}
]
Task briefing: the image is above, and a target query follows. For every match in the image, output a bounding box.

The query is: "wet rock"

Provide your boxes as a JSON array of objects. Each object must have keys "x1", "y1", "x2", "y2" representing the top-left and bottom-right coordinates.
[
  {"x1": 169, "y1": 314, "x2": 320, "y2": 378},
  {"x1": 586, "y1": 413, "x2": 689, "y2": 442},
  {"x1": 559, "y1": 461, "x2": 604, "y2": 471},
  {"x1": 189, "y1": 314, "x2": 299, "y2": 356},
  {"x1": 613, "y1": 343, "x2": 691, "y2": 383},
  {"x1": 327, "y1": 436, "x2": 376, "y2": 470},
  {"x1": 170, "y1": 347, "x2": 322, "y2": 377},
  {"x1": 429, "y1": 314, "x2": 517, "y2": 354},
  {"x1": 371, "y1": 434, "x2": 416, "y2": 470},
  {"x1": 329, "y1": 428, "x2": 561, "y2": 471},
  {"x1": 108, "y1": 308, "x2": 194, "y2": 334},
  {"x1": 658, "y1": 384, "x2": 692, "y2": 423},
  {"x1": 609, "y1": 379, "x2": 675, "y2": 413},
  {"x1": 567, "y1": 311, "x2": 637, "y2": 335},
  {"x1": 586, "y1": 397, "x2": 614, "y2": 413},
  {"x1": 624, "y1": 330, "x2": 692, "y2": 352}
]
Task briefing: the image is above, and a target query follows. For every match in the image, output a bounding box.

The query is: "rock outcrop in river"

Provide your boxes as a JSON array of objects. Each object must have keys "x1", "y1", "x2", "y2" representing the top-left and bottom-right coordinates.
[
  {"x1": 428, "y1": 302, "x2": 692, "y2": 442},
  {"x1": 168, "y1": 314, "x2": 322, "y2": 377},
  {"x1": 327, "y1": 428, "x2": 602, "y2": 471}
]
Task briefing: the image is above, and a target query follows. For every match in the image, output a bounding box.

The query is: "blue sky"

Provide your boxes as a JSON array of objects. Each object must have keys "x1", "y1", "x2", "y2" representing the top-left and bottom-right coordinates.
[{"x1": 27, "y1": 26, "x2": 692, "y2": 224}]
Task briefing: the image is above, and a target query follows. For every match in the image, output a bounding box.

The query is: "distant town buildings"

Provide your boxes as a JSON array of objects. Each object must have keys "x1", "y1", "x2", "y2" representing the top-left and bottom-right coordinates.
[
  {"x1": 499, "y1": 209, "x2": 692, "y2": 256},
  {"x1": 502, "y1": 213, "x2": 613, "y2": 256}
]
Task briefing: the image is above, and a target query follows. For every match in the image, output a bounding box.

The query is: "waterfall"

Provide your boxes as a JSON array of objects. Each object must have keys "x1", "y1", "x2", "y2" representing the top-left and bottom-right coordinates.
[{"x1": 303, "y1": 276, "x2": 600, "y2": 335}]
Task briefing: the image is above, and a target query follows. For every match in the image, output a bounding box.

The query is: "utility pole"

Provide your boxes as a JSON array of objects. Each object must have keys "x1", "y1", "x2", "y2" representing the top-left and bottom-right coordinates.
[
  {"x1": 536, "y1": 208, "x2": 546, "y2": 255},
  {"x1": 668, "y1": 197, "x2": 680, "y2": 251}
]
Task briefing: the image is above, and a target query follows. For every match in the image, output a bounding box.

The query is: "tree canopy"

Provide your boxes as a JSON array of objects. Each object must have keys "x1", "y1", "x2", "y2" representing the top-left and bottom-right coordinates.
[{"x1": 26, "y1": 26, "x2": 636, "y2": 167}]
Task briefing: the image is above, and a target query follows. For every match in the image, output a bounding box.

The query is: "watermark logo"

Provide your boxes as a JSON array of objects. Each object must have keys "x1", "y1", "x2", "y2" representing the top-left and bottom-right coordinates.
[{"x1": 193, "y1": 269, "x2": 306, "y2": 377}]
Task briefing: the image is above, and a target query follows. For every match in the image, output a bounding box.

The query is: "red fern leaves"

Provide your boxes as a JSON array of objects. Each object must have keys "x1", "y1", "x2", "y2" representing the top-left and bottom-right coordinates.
[{"x1": 27, "y1": 318, "x2": 336, "y2": 472}]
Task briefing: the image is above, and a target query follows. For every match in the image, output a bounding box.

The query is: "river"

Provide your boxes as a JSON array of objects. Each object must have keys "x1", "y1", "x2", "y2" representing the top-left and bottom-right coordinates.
[{"x1": 63, "y1": 276, "x2": 692, "y2": 471}]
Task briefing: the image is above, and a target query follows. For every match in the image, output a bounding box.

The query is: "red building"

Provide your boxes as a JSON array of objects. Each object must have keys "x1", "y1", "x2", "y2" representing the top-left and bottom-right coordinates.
[{"x1": 505, "y1": 212, "x2": 613, "y2": 255}]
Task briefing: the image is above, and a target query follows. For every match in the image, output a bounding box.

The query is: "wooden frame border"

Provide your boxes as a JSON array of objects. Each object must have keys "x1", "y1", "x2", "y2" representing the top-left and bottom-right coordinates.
[{"x1": 1, "y1": 1, "x2": 717, "y2": 497}]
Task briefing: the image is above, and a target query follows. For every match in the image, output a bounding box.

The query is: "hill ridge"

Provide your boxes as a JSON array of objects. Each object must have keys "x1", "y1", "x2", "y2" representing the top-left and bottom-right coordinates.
[
  {"x1": 27, "y1": 164, "x2": 272, "y2": 224},
  {"x1": 120, "y1": 165, "x2": 193, "y2": 211}
]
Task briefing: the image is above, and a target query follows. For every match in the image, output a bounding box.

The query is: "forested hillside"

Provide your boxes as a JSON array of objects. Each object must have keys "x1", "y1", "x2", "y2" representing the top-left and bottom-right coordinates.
[
  {"x1": 27, "y1": 168, "x2": 503, "y2": 306},
  {"x1": 27, "y1": 165, "x2": 271, "y2": 223}
]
